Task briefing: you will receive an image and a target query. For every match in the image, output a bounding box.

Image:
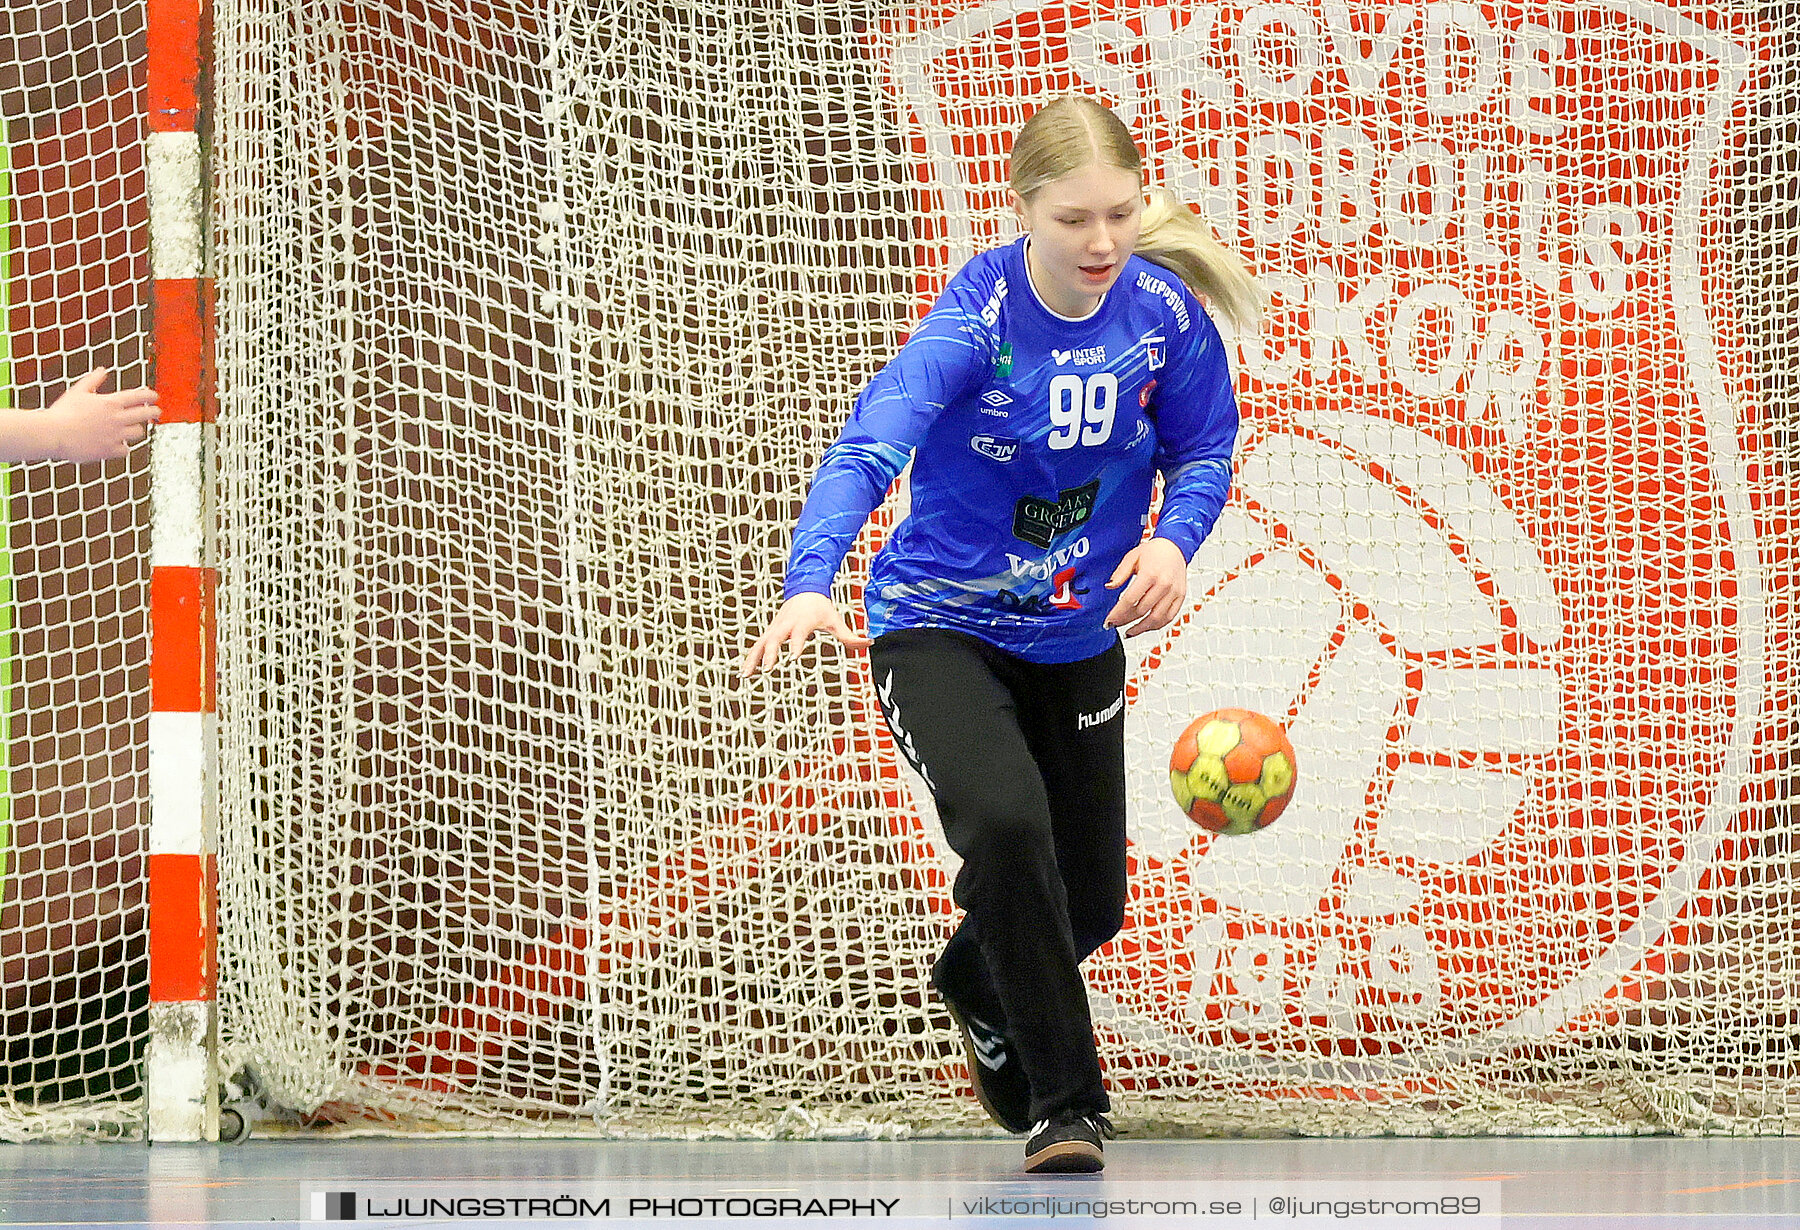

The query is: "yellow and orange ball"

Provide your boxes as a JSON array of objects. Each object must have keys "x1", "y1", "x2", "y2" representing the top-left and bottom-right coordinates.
[{"x1": 1169, "y1": 708, "x2": 1297, "y2": 835}]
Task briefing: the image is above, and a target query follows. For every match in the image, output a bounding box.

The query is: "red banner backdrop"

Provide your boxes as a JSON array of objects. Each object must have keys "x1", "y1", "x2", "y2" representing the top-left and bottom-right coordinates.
[{"x1": 869, "y1": 0, "x2": 1774, "y2": 1080}]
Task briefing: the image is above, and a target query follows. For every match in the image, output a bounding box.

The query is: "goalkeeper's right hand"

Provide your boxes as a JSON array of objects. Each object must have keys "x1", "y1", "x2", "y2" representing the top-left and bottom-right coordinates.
[{"x1": 739, "y1": 592, "x2": 871, "y2": 680}]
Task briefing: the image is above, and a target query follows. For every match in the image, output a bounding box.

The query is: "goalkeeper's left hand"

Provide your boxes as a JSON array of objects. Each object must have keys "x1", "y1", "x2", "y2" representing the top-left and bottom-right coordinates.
[{"x1": 1104, "y1": 536, "x2": 1188, "y2": 638}]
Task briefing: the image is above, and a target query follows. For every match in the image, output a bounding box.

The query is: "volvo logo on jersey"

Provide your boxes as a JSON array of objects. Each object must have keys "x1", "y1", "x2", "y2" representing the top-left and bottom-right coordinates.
[{"x1": 1012, "y1": 479, "x2": 1099, "y2": 549}]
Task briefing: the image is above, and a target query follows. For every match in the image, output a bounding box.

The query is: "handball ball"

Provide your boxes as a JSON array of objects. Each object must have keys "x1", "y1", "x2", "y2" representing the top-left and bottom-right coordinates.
[{"x1": 1169, "y1": 708, "x2": 1297, "y2": 835}]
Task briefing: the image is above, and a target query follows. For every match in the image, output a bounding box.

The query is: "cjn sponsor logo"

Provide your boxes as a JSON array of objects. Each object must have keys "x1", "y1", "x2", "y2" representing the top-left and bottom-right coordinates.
[{"x1": 969, "y1": 434, "x2": 1018, "y2": 462}]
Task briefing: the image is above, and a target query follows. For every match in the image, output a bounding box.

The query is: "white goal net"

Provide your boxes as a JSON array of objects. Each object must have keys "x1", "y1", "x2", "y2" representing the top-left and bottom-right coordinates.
[
  {"x1": 0, "y1": 0, "x2": 152, "y2": 1142},
  {"x1": 12, "y1": 0, "x2": 1799, "y2": 1139}
]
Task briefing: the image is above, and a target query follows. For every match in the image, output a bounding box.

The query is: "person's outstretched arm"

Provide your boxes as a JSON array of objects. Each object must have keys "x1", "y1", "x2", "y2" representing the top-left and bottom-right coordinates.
[
  {"x1": 741, "y1": 273, "x2": 993, "y2": 679},
  {"x1": 0, "y1": 367, "x2": 160, "y2": 463}
]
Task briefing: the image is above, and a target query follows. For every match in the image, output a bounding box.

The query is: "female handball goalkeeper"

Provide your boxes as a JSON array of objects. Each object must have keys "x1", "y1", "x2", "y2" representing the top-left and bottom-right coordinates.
[{"x1": 741, "y1": 95, "x2": 1261, "y2": 1174}]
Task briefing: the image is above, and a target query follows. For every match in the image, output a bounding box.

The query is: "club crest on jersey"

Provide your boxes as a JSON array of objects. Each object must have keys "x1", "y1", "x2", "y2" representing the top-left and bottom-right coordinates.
[
  {"x1": 1142, "y1": 330, "x2": 1166, "y2": 371},
  {"x1": 969, "y1": 434, "x2": 1019, "y2": 463},
  {"x1": 1012, "y1": 479, "x2": 1099, "y2": 549}
]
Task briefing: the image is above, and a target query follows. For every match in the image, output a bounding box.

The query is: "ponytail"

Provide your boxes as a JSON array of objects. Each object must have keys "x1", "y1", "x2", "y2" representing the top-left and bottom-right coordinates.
[{"x1": 1135, "y1": 188, "x2": 1265, "y2": 336}]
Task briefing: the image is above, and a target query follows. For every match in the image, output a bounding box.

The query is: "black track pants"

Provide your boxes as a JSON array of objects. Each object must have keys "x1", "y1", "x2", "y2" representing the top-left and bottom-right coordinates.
[{"x1": 870, "y1": 627, "x2": 1127, "y2": 1121}]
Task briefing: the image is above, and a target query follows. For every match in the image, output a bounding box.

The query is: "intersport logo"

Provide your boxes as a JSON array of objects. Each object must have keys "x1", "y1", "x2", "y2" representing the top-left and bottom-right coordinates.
[{"x1": 878, "y1": 2, "x2": 1769, "y2": 1065}]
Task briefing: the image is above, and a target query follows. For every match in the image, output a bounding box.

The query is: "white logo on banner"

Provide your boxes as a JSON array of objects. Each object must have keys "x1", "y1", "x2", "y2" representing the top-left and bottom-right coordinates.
[{"x1": 884, "y1": 0, "x2": 1762, "y2": 1065}]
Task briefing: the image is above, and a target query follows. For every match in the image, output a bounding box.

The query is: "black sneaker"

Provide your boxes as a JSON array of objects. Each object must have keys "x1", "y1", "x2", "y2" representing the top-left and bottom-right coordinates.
[
  {"x1": 935, "y1": 986, "x2": 1033, "y2": 1134},
  {"x1": 1023, "y1": 1110, "x2": 1115, "y2": 1174}
]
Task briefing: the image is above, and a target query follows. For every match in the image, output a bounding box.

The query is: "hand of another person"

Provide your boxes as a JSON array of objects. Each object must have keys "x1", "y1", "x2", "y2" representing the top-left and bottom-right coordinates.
[{"x1": 43, "y1": 368, "x2": 160, "y2": 463}]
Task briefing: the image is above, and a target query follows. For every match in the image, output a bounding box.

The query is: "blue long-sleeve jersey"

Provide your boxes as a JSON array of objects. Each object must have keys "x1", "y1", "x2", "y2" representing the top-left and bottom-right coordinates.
[{"x1": 785, "y1": 236, "x2": 1239, "y2": 663}]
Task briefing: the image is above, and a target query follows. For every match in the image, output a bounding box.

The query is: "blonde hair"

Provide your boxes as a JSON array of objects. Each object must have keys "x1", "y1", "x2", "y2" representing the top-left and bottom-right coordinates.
[{"x1": 1009, "y1": 96, "x2": 1265, "y2": 334}]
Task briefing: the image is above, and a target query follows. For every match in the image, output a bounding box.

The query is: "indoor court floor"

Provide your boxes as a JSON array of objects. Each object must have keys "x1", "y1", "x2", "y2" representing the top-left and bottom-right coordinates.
[{"x1": 2, "y1": 1135, "x2": 1798, "y2": 1228}]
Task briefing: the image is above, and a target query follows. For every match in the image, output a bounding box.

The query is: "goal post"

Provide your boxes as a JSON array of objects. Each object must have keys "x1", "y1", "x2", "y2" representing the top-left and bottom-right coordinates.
[
  {"x1": 7, "y1": 0, "x2": 1800, "y2": 1142},
  {"x1": 142, "y1": 0, "x2": 218, "y2": 1143},
  {"x1": 1, "y1": 135, "x2": 14, "y2": 922}
]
